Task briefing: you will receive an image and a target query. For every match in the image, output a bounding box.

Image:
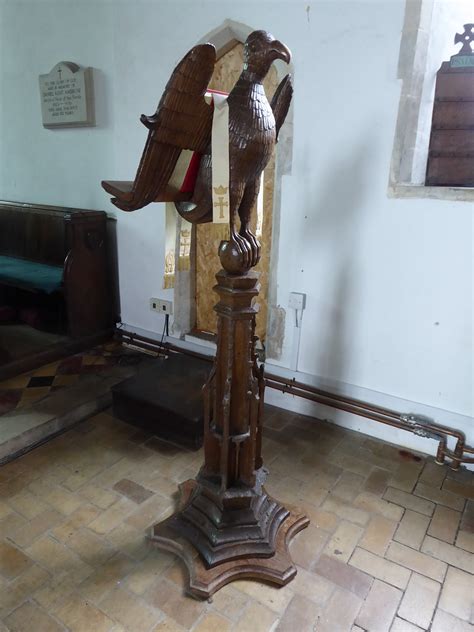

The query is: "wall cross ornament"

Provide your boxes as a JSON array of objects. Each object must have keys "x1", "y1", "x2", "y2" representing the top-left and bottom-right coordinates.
[
  {"x1": 451, "y1": 23, "x2": 474, "y2": 67},
  {"x1": 102, "y1": 30, "x2": 308, "y2": 599}
]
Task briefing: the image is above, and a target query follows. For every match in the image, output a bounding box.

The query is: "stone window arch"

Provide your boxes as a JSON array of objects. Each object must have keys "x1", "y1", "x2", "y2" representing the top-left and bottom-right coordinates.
[
  {"x1": 171, "y1": 20, "x2": 295, "y2": 361},
  {"x1": 389, "y1": 0, "x2": 473, "y2": 201}
]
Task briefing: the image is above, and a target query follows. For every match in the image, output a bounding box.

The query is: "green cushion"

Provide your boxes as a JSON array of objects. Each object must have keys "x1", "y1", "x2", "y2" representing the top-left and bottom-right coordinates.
[{"x1": 0, "y1": 255, "x2": 63, "y2": 294}]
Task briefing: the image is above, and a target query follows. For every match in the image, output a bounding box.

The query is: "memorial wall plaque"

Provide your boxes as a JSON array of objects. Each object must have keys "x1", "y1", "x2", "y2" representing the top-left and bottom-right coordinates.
[{"x1": 39, "y1": 61, "x2": 95, "y2": 128}]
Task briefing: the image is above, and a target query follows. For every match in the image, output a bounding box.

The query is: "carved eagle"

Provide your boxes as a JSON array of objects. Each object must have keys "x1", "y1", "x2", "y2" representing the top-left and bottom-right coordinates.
[{"x1": 102, "y1": 30, "x2": 292, "y2": 273}]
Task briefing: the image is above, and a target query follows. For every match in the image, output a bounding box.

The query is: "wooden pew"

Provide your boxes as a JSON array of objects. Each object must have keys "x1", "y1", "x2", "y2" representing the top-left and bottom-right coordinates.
[{"x1": 0, "y1": 200, "x2": 113, "y2": 338}]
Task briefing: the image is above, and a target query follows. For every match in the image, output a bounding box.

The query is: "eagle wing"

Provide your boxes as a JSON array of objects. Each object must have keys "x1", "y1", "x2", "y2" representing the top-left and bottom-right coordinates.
[
  {"x1": 102, "y1": 44, "x2": 216, "y2": 211},
  {"x1": 270, "y1": 74, "x2": 293, "y2": 141}
]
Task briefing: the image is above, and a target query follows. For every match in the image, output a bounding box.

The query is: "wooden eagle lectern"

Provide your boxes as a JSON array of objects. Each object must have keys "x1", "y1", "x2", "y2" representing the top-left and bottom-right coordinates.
[{"x1": 102, "y1": 30, "x2": 309, "y2": 598}]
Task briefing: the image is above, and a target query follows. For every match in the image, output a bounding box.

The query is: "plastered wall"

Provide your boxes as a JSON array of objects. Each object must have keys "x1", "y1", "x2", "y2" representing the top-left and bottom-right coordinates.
[{"x1": 1, "y1": 1, "x2": 472, "y2": 453}]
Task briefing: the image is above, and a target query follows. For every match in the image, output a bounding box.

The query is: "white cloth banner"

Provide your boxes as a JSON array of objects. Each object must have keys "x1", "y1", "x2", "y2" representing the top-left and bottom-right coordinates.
[{"x1": 211, "y1": 93, "x2": 230, "y2": 224}]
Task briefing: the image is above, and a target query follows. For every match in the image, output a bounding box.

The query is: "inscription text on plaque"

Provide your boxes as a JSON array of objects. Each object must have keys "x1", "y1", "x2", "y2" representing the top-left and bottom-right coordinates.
[{"x1": 39, "y1": 62, "x2": 95, "y2": 128}]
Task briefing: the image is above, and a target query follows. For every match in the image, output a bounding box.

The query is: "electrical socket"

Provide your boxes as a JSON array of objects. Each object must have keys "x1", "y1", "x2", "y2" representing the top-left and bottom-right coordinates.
[
  {"x1": 150, "y1": 298, "x2": 173, "y2": 315},
  {"x1": 288, "y1": 292, "x2": 306, "y2": 310}
]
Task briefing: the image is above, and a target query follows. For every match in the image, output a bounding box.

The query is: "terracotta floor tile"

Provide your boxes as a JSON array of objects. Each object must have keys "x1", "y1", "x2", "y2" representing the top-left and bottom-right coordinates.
[
  {"x1": 0, "y1": 565, "x2": 50, "y2": 617},
  {"x1": 62, "y1": 464, "x2": 105, "y2": 492},
  {"x1": 233, "y1": 576, "x2": 294, "y2": 614},
  {"x1": 313, "y1": 554, "x2": 372, "y2": 599},
  {"x1": 63, "y1": 528, "x2": 117, "y2": 566},
  {"x1": 418, "y1": 461, "x2": 448, "y2": 488},
  {"x1": 0, "y1": 541, "x2": 33, "y2": 579},
  {"x1": 297, "y1": 503, "x2": 339, "y2": 533},
  {"x1": 288, "y1": 523, "x2": 329, "y2": 570},
  {"x1": 397, "y1": 572, "x2": 441, "y2": 629},
  {"x1": 300, "y1": 460, "x2": 343, "y2": 489},
  {"x1": 331, "y1": 472, "x2": 365, "y2": 502},
  {"x1": 276, "y1": 594, "x2": 322, "y2": 632},
  {"x1": 207, "y1": 584, "x2": 248, "y2": 620},
  {"x1": 88, "y1": 498, "x2": 136, "y2": 535},
  {"x1": 125, "y1": 549, "x2": 174, "y2": 594},
  {"x1": 145, "y1": 578, "x2": 205, "y2": 628},
  {"x1": 359, "y1": 514, "x2": 397, "y2": 556},
  {"x1": 236, "y1": 601, "x2": 278, "y2": 632},
  {"x1": 394, "y1": 509, "x2": 430, "y2": 550},
  {"x1": 288, "y1": 565, "x2": 334, "y2": 604},
  {"x1": 193, "y1": 612, "x2": 232, "y2": 632},
  {"x1": 456, "y1": 530, "x2": 474, "y2": 553},
  {"x1": 445, "y1": 467, "x2": 474, "y2": 487},
  {"x1": 151, "y1": 618, "x2": 186, "y2": 632},
  {"x1": 324, "y1": 520, "x2": 364, "y2": 563},
  {"x1": 4, "y1": 601, "x2": 64, "y2": 632},
  {"x1": 9, "y1": 508, "x2": 63, "y2": 548},
  {"x1": 349, "y1": 547, "x2": 410, "y2": 589},
  {"x1": 438, "y1": 566, "x2": 473, "y2": 622},
  {"x1": 99, "y1": 585, "x2": 159, "y2": 632},
  {"x1": 386, "y1": 541, "x2": 447, "y2": 582},
  {"x1": 77, "y1": 552, "x2": 137, "y2": 604},
  {"x1": 34, "y1": 572, "x2": 85, "y2": 611},
  {"x1": 124, "y1": 494, "x2": 172, "y2": 531},
  {"x1": 460, "y1": 500, "x2": 474, "y2": 533},
  {"x1": 428, "y1": 505, "x2": 461, "y2": 544},
  {"x1": 354, "y1": 491, "x2": 404, "y2": 521},
  {"x1": 389, "y1": 463, "x2": 422, "y2": 493},
  {"x1": 316, "y1": 587, "x2": 362, "y2": 632},
  {"x1": 113, "y1": 478, "x2": 154, "y2": 504},
  {"x1": 414, "y1": 482, "x2": 465, "y2": 511},
  {"x1": 421, "y1": 535, "x2": 473, "y2": 573},
  {"x1": 53, "y1": 594, "x2": 114, "y2": 632},
  {"x1": 26, "y1": 536, "x2": 92, "y2": 578},
  {"x1": 297, "y1": 480, "x2": 329, "y2": 507},
  {"x1": 355, "y1": 579, "x2": 402, "y2": 631},
  {"x1": 383, "y1": 487, "x2": 435, "y2": 516},
  {"x1": 391, "y1": 617, "x2": 425, "y2": 631},
  {"x1": 431, "y1": 609, "x2": 473, "y2": 632},
  {"x1": 321, "y1": 496, "x2": 369, "y2": 526},
  {"x1": 51, "y1": 504, "x2": 102, "y2": 542},
  {"x1": 327, "y1": 451, "x2": 374, "y2": 477},
  {"x1": 79, "y1": 484, "x2": 119, "y2": 509},
  {"x1": 363, "y1": 467, "x2": 392, "y2": 496},
  {"x1": 443, "y1": 478, "x2": 474, "y2": 502},
  {"x1": 0, "y1": 501, "x2": 12, "y2": 521},
  {"x1": 43, "y1": 487, "x2": 84, "y2": 516},
  {"x1": 0, "y1": 512, "x2": 27, "y2": 540},
  {"x1": 7, "y1": 490, "x2": 49, "y2": 520}
]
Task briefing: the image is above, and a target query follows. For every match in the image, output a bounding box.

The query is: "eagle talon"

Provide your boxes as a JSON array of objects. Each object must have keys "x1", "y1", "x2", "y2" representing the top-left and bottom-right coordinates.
[
  {"x1": 231, "y1": 228, "x2": 251, "y2": 268},
  {"x1": 239, "y1": 228, "x2": 260, "y2": 267}
]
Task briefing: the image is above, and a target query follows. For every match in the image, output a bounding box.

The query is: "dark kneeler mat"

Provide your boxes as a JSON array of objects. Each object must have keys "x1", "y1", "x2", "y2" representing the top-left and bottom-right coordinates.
[{"x1": 111, "y1": 354, "x2": 211, "y2": 450}]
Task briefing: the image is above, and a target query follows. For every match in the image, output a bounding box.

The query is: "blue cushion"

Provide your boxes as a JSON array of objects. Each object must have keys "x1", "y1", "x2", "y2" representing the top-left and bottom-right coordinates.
[{"x1": 0, "y1": 255, "x2": 63, "y2": 294}]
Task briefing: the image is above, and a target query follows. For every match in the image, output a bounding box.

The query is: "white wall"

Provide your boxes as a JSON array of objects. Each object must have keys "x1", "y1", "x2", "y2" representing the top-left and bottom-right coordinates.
[{"x1": 1, "y1": 1, "x2": 472, "y2": 454}]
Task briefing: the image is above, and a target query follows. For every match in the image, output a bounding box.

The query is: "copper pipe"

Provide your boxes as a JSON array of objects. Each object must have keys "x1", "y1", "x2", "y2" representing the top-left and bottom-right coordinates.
[
  {"x1": 116, "y1": 329, "x2": 472, "y2": 469},
  {"x1": 266, "y1": 374, "x2": 401, "y2": 421}
]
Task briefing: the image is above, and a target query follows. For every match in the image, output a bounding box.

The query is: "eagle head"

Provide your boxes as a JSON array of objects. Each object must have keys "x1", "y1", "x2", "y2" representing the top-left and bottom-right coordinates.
[{"x1": 243, "y1": 30, "x2": 291, "y2": 80}]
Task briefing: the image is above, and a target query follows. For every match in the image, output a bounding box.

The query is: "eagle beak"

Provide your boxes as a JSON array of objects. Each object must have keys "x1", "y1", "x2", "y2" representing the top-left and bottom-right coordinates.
[{"x1": 270, "y1": 40, "x2": 291, "y2": 64}]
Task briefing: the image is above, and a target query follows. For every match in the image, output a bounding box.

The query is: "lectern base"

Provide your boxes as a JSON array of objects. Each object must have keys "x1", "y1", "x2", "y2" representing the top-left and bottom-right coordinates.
[{"x1": 148, "y1": 479, "x2": 309, "y2": 599}]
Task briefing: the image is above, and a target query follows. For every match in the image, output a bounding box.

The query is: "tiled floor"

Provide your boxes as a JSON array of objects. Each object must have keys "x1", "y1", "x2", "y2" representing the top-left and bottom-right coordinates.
[
  {"x1": 0, "y1": 405, "x2": 472, "y2": 631},
  {"x1": 0, "y1": 342, "x2": 132, "y2": 416}
]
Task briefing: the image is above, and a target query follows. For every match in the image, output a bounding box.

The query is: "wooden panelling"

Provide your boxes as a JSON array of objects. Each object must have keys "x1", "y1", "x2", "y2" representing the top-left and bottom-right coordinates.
[
  {"x1": 429, "y1": 129, "x2": 474, "y2": 154},
  {"x1": 435, "y1": 71, "x2": 474, "y2": 101},
  {"x1": 426, "y1": 63, "x2": 474, "y2": 186},
  {"x1": 426, "y1": 156, "x2": 474, "y2": 186},
  {"x1": 432, "y1": 102, "x2": 474, "y2": 129}
]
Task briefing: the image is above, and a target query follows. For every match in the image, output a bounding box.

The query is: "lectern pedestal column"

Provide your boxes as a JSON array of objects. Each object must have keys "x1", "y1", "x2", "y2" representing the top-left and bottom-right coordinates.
[{"x1": 149, "y1": 270, "x2": 308, "y2": 598}]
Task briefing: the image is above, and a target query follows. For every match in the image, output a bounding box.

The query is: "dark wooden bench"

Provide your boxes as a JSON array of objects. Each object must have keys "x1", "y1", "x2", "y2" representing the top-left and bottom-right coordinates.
[{"x1": 0, "y1": 200, "x2": 113, "y2": 338}]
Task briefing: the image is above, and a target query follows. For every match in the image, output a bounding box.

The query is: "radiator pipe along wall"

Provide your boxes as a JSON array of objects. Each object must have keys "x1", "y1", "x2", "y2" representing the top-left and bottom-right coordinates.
[{"x1": 116, "y1": 330, "x2": 472, "y2": 470}]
